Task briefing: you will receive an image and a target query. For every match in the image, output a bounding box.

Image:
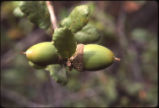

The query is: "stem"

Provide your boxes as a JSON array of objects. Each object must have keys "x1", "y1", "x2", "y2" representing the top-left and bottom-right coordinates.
[
  {"x1": 114, "y1": 57, "x2": 120, "y2": 61},
  {"x1": 21, "y1": 52, "x2": 26, "y2": 55},
  {"x1": 46, "y1": 1, "x2": 57, "y2": 30}
]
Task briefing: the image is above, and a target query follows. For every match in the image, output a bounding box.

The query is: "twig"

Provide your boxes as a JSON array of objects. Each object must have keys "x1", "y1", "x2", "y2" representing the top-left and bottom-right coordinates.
[{"x1": 46, "y1": 1, "x2": 58, "y2": 30}]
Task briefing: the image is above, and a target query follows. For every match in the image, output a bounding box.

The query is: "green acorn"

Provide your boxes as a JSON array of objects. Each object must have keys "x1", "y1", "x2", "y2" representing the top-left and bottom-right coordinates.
[
  {"x1": 72, "y1": 44, "x2": 119, "y2": 71},
  {"x1": 83, "y1": 44, "x2": 116, "y2": 70},
  {"x1": 25, "y1": 42, "x2": 59, "y2": 66}
]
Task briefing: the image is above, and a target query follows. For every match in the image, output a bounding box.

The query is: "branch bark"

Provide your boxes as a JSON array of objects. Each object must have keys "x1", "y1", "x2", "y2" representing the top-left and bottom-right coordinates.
[{"x1": 46, "y1": 1, "x2": 58, "y2": 30}]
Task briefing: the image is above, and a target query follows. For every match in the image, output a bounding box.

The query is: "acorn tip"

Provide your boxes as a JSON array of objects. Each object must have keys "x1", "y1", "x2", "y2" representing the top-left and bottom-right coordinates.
[
  {"x1": 20, "y1": 52, "x2": 26, "y2": 55},
  {"x1": 114, "y1": 57, "x2": 120, "y2": 61}
]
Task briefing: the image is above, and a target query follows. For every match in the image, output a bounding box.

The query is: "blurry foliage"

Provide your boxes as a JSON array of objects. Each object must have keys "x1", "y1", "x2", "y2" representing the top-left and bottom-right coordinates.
[
  {"x1": 1, "y1": 2, "x2": 19, "y2": 18},
  {"x1": 66, "y1": 69, "x2": 81, "y2": 91},
  {"x1": 90, "y1": 7, "x2": 117, "y2": 47},
  {"x1": 14, "y1": 1, "x2": 50, "y2": 29},
  {"x1": 131, "y1": 28, "x2": 151, "y2": 43},
  {"x1": 7, "y1": 26, "x2": 24, "y2": 40},
  {"x1": 1, "y1": 2, "x2": 33, "y2": 43},
  {"x1": 131, "y1": 28, "x2": 158, "y2": 83},
  {"x1": 1, "y1": 1, "x2": 158, "y2": 107},
  {"x1": 123, "y1": 1, "x2": 146, "y2": 13}
]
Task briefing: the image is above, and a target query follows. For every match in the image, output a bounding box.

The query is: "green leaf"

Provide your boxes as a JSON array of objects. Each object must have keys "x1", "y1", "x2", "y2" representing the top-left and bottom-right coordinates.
[
  {"x1": 19, "y1": 1, "x2": 50, "y2": 29},
  {"x1": 66, "y1": 77, "x2": 81, "y2": 91},
  {"x1": 46, "y1": 64, "x2": 68, "y2": 85},
  {"x1": 13, "y1": 2, "x2": 24, "y2": 17},
  {"x1": 68, "y1": 68, "x2": 80, "y2": 78},
  {"x1": 74, "y1": 23, "x2": 100, "y2": 44},
  {"x1": 61, "y1": 5, "x2": 92, "y2": 33},
  {"x1": 53, "y1": 27, "x2": 77, "y2": 58},
  {"x1": 65, "y1": 68, "x2": 81, "y2": 91},
  {"x1": 60, "y1": 17, "x2": 71, "y2": 29},
  {"x1": 13, "y1": 7, "x2": 24, "y2": 17}
]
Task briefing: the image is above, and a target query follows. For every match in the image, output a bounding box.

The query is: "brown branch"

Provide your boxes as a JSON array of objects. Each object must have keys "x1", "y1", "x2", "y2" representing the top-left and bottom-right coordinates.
[{"x1": 46, "y1": 1, "x2": 58, "y2": 30}]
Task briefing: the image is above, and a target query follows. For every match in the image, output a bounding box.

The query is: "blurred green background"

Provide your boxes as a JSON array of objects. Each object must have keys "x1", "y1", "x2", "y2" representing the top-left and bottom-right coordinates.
[{"x1": 1, "y1": 1, "x2": 158, "y2": 107}]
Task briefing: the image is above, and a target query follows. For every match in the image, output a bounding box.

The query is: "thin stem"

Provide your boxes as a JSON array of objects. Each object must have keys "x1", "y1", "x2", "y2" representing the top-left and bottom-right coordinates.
[
  {"x1": 21, "y1": 52, "x2": 26, "y2": 55},
  {"x1": 46, "y1": 1, "x2": 57, "y2": 30},
  {"x1": 114, "y1": 57, "x2": 121, "y2": 61}
]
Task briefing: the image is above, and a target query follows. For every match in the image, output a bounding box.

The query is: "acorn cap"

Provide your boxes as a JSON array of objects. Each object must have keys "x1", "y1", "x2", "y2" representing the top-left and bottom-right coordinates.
[{"x1": 70, "y1": 44, "x2": 84, "y2": 72}]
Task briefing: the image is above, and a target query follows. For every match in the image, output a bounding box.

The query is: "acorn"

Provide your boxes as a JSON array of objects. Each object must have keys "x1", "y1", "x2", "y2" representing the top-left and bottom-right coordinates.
[
  {"x1": 25, "y1": 42, "x2": 59, "y2": 66},
  {"x1": 72, "y1": 44, "x2": 119, "y2": 71},
  {"x1": 83, "y1": 44, "x2": 115, "y2": 70}
]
